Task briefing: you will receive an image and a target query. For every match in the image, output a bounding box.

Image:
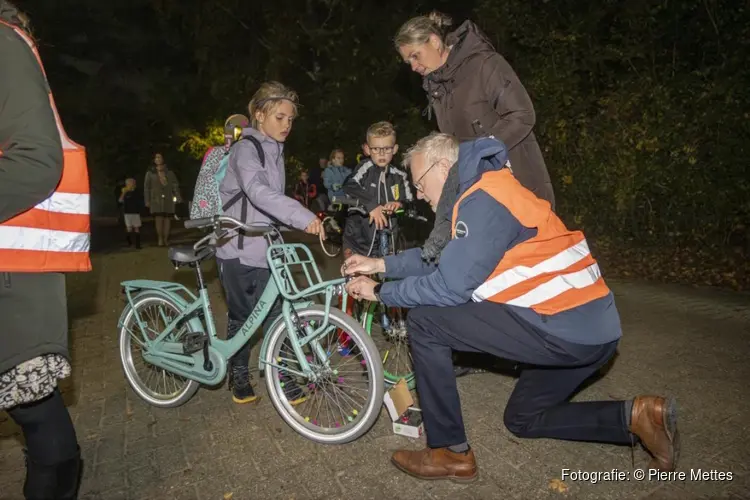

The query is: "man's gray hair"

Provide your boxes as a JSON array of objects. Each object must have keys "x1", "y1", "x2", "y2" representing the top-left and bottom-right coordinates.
[{"x1": 402, "y1": 132, "x2": 459, "y2": 170}]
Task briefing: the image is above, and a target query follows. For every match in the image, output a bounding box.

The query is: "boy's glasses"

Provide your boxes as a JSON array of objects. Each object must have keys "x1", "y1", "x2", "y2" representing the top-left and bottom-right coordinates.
[{"x1": 368, "y1": 146, "x2": 394, "y2": 155}]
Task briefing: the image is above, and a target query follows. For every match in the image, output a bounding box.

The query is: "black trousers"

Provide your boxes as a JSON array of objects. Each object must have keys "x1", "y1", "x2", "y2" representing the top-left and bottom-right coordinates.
[
  {"x1": 7, "y1": 389, "x2": 80, "y2": 499},
  {"x1": 343, "y1": 213, "x2": 401, "y2": 257},
  {"x1": 217, "y1": 258, "x2": 282, "y2": 370},
  {"x1": 407, "y1": 301, "x2": 630, "y2": 448}
]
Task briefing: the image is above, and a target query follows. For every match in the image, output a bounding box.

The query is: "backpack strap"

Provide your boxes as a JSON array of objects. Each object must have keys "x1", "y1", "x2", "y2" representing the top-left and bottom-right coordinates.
[
  {"x1": 245, "y1": 135, "x2": 265, "y2": 168},
  {"x1": 221, "y1": 135, "x2": 265, "y2": 249}
]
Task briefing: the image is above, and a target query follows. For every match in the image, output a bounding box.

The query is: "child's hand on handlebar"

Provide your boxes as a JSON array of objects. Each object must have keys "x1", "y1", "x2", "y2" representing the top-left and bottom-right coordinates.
[
  {"x1": 382, "y1": 201, "x2": 402, "y2": 214},
  {"x1": 305, "y1": 218, "x2": 326, "y2": 239},
  {"x1": 369, "y1": 206, "x2": 388, "y2": 230}
]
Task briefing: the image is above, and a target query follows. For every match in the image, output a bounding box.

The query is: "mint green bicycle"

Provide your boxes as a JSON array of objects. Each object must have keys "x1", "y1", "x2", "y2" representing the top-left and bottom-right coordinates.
[{"x1": 117, "y1": 215, "x2": 384, "y2": 444}]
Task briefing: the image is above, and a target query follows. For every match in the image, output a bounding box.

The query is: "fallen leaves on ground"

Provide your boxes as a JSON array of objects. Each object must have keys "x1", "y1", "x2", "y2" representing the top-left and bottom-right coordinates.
[{"x1": 549, "y1": 478, "x2": 569, "y2": 493}]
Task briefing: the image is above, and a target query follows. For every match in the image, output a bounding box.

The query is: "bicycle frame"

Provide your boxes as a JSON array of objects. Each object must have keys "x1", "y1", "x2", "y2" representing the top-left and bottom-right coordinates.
[{"x1": 120, "y1": 238, "x2": 351, "y2": 387}]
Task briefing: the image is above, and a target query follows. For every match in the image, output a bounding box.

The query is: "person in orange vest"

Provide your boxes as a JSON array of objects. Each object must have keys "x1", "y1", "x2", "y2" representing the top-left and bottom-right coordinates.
[
  {"x1": 343, "y1": 132, "x2": 678, "y2": 481},
  {"x1": 0, "y1": 2, "x2": 88, "y2": 498}
]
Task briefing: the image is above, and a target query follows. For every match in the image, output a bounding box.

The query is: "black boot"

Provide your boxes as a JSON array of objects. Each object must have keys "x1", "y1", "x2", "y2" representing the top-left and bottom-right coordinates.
[
  {"x1": 126, "y1": 233, "x2": 132, "y2": 246},
  {"x1": 226, "y1": 319, "x2": 258, "y2": 404},
  {"x1": 23, "y1": 448, "x2": 82, "y2": 500},
  {"x1": 135, "y1": 233, "x2": 141, "y2": 249},
  {"x1": 228, "y1": 362, "x2": 258, "y2": 403}
]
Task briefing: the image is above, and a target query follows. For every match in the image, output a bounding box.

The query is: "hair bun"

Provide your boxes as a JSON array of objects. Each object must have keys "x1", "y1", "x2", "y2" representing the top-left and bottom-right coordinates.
[{"x1": 428, "y1": 11, "x2": 453, "y2": 29}]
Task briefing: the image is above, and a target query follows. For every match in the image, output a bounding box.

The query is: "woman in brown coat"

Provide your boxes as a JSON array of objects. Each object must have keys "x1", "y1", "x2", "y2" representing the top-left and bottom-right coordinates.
[
  {"x1": 395, "y1": 11, "x2": 555, "y2": 209},
  {"x1": 143, "y1": 152, "x2": 181, "y2": 246}
]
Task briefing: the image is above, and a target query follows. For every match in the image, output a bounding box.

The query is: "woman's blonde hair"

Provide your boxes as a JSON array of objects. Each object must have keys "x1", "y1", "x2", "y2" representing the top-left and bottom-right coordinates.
[
  {"x1": 394, "y1": 10, "x2": 453, "y2": 48},
  {"x1": 247, "y1": 81, "x2": 299, "y2": 128}
]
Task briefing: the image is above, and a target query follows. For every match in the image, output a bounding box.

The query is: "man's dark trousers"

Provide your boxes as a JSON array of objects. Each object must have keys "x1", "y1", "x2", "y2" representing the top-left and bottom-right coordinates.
[{"x1": 406, "y1": 301, "x2": 632, "y2": 448}]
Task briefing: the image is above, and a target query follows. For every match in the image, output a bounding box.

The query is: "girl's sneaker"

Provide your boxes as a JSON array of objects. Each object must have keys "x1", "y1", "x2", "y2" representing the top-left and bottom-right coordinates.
[
  {"x1": 229, "y1": 366, "x2": 260, "y2": 404},
  {"x1": 280, "y1": 373, "x2": 307, "y2": 406}
]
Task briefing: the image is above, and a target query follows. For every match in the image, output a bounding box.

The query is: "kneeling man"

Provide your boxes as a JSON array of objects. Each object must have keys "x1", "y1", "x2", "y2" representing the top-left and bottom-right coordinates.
[{"x1": 344, "y1": 133, "x2": 678, "y2": 482}]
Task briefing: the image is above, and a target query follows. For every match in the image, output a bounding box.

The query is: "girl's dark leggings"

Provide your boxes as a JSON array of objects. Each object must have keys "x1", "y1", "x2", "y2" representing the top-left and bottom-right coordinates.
[{"x1": 7, "y1": 389, "x2": 81, "y2": 499}]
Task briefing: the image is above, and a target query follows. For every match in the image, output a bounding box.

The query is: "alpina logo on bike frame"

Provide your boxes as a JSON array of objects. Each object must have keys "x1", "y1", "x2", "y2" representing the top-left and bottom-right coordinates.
[{"x1": 241, "y1": 299, "x2": 267, "y2": 334}]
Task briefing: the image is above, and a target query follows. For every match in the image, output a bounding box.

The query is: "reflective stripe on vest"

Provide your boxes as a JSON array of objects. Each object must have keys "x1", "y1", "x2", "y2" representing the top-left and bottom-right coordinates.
[
  {"x1": 0, "y1": 21, "x2": 91, "y2": 273},
  {"x1": 452, "y1": 169, "x2": 609, "y2": 314}
]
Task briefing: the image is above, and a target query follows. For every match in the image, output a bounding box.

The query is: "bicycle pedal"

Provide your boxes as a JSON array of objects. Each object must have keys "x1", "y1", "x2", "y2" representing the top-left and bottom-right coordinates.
[{"x1": 181, "y1": 332, "x2": 206, "y2": 354}]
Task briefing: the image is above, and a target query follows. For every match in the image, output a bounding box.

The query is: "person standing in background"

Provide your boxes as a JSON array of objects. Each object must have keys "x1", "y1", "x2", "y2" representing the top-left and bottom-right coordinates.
[
  {"x1": 119, "y1": 177, "x2": 143, "y2": 249},
  {"x1": 323, "y1": 148, "x2": 352, "y2": 201},
  {"x1": 293, "y1": 170, "x2": 317, "y2": 208},
  {"x1": 144, "y1": 152, "x2": 180, "y2": 246}
]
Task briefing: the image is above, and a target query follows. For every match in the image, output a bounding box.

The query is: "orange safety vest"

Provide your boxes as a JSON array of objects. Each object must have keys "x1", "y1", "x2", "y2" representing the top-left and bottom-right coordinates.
[
  {"x1": 452, "y1": 169, "x2": 609, "y2": 315},
  {"x1": 0, "y1": 21, "x2": 91, "y2": 273}
]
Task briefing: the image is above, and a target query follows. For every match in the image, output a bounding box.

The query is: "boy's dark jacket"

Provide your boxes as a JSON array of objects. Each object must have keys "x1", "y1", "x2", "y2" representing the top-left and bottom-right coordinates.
[
  {"x1": 342, "y1": 158, "x2": 414, "y2": 212},
  {"x1": 121, "y1": 189, "x2": 144, "y2": 214}
]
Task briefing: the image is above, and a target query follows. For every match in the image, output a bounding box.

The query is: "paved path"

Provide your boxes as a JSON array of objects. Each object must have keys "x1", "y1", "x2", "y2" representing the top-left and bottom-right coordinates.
[{"x1": 1, "y1": 222, "x2": 749, "y2": 499}]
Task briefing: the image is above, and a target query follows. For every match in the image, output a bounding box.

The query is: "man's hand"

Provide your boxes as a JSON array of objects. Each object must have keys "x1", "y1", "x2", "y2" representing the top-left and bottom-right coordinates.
[
  {"x1": 345, "y1": 276, "x2": 378, "y2": 302},
  {"x1": 369, "y1": 206, "x2": 388, "y2": 230},
  {"x1": 382, "y1": 201, "x2": 402, "y2": 214},
  {"x1": 305, "y1": 218, "x2": 325, "y2": 239},
  {"x1": 341, "y1": 254, "x2": 385, "y2": 276}
]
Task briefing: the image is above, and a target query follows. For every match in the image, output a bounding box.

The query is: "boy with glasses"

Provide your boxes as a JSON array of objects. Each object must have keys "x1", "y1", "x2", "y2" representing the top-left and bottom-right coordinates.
[{"x1": 342, "y1": 121, "x2": 414, "y2": 258}]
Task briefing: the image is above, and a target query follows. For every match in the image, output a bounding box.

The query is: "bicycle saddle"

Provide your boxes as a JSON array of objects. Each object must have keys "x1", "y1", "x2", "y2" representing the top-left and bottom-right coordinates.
[{"x1": 168, "y1": 245, "x2": 216, "y2": 265}]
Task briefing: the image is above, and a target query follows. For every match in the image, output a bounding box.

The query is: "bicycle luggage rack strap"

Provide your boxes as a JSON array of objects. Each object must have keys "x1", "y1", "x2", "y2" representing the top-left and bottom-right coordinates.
[
  {"x1": 118, "y1": 280, "x2": 200, "y2": 342},
  {"x1": 120, "y1": 280, "x2": 197, "y2": 324},
  {"x1": 267, "y1": 244, "x2": 346, "y2": 301},
  {"x1": 120, "y1": 280, "x2": 198, "y2": 301}
]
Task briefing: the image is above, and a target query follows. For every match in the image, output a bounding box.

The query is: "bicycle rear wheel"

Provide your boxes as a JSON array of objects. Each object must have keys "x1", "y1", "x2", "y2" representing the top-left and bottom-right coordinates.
[
  {"x1": 263, "y1": 305, "x2": 384, "y2": 444},
  {"x1": 119, "y1": 291, "x2": 201, "y2": 408}
]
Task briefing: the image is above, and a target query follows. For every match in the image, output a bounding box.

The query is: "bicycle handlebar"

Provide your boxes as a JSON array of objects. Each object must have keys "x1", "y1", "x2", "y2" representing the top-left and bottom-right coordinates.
[
  {"x1": 185, "y1": 215, "x2": 278, "y2": 235},
  {"x1": 330, "y1": 197, "x2": 428, "y2": 222},
  {"x1": 186, "y1": 215, "x2": 284, "y2": 251},
  {"x1": 330, "y1": 196, "x2": 361, "y2": 207},
  {"x1": 184, "y1": 217, "x2": 214, "y2": 229}
]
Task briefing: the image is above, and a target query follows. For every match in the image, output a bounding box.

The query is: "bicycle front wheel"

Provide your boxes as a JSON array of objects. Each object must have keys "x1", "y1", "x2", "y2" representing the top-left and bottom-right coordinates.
[
  {"x1": 263, "y1": 305, "x2": 384, "y2": 444},
  {"x1": 363, "y1": 301, "x2": 415, "y2": 389}
]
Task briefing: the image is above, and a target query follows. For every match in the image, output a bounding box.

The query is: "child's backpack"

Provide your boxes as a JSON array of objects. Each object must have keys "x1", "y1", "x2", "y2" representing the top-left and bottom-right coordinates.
[{"x1": 189, "y1": 135, "x2": 264, "y2": 221}]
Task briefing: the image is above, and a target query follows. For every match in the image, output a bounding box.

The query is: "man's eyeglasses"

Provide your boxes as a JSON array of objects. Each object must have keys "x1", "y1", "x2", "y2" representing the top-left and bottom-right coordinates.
[
  {"x1": 368, "y1": 146, "x2": 394, "y2": 155},
  {"x1": 413, "y1": 161, "x2": 440, "y2": 192}
]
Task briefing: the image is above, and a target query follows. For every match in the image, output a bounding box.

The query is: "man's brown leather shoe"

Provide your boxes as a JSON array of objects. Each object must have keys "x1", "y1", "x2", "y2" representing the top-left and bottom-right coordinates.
[
  {"x1": 629, "y1": 396, "x2": 679, "y2": 471},
  {"x1": 391, "y1": 447, "x2": 478, "y2": 482}
]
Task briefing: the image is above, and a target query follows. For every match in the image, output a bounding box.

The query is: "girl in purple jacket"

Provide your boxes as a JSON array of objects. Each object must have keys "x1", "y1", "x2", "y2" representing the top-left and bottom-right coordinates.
[{"x1": 216, "y1": 82, "x2": 324, "y2": 404}]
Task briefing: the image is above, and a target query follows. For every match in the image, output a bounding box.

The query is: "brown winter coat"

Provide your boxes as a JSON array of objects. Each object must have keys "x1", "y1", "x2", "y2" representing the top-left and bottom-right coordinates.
[
  {"x1": 144, "y1": 166, "x2": 181, "y2": 215},
  {"x1": 424, "y1": 21, "x2": 555, "y2": 208}
]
